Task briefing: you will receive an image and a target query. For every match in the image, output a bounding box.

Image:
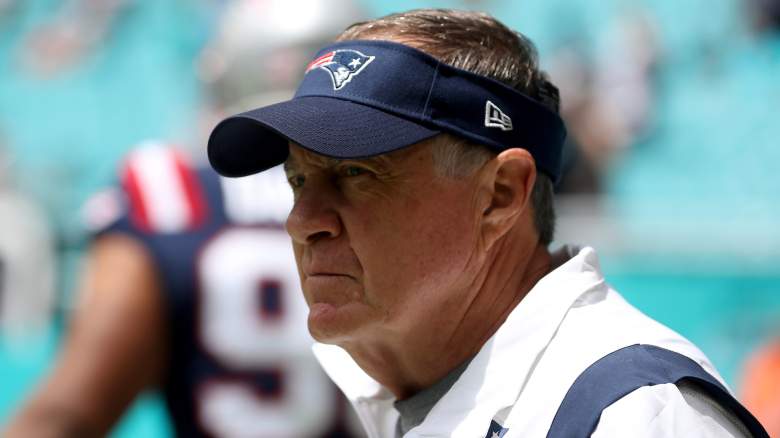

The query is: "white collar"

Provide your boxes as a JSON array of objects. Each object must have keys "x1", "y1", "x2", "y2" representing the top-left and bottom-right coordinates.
[{"x1": 314, "y1": 246, "x2": 607, "y2": 437}]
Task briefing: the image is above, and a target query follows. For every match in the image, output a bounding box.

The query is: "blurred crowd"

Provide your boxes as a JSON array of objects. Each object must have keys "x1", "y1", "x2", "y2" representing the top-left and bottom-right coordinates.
[{"x1": 0, "y1": 0, "x2": 779, "y2": 436}]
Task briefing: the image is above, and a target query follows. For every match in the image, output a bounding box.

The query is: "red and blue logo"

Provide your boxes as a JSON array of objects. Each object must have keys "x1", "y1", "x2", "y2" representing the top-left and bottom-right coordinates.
[{"x1": 305, "y1": 49, "x2": 375, "y2": 90}]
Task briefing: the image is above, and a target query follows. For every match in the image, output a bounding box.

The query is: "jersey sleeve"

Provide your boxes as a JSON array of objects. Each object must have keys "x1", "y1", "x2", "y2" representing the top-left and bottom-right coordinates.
[
  {"x1": 592, "y1": 382, "x2": 753, "y2": 438},
  {"x1": 82, "y1": 141, "x2": 209, "y2": 239}
]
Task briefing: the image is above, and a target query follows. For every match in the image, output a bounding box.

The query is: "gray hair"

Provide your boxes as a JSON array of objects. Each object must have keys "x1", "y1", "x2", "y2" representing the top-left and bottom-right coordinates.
[
  {"x1": 338, "y1": 9, "x2": 558, "y2": 246},
  {"x1": 429, "y1": 135, "x2": 555, "y2": 245}
]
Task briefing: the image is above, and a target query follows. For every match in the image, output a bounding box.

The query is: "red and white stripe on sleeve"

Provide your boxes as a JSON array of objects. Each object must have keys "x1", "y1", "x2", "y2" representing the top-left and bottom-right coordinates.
[{"x1": 120, "y1": 141, "x2": 207, "y2": 233}]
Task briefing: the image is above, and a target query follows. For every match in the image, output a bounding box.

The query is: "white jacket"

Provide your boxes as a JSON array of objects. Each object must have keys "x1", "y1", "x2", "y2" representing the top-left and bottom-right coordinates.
[{"x1": 314, "y1": 246, "x2": 752, "y2": 437}]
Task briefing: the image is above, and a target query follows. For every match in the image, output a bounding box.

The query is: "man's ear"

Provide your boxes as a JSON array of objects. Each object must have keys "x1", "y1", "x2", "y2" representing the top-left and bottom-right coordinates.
[{"x1": 479, "y1": 148, "x2": 536, "y2": 250}]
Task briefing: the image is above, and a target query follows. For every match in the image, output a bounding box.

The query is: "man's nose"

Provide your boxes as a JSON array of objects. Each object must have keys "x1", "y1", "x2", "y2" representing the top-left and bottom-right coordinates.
[{"x1": 286, "y1": 186, "x2": 342, "y2": 245}]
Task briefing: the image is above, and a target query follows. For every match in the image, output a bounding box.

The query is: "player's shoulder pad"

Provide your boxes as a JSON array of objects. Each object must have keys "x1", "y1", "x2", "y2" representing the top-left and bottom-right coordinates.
[{"x1": 117, "y1": 140, "x2": 209, "y2": 233}]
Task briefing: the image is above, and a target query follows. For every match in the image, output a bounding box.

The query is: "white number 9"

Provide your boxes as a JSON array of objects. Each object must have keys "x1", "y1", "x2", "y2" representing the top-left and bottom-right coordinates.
[{"x1": 196, "y1": 226, "x2": 336, "y2": 437}]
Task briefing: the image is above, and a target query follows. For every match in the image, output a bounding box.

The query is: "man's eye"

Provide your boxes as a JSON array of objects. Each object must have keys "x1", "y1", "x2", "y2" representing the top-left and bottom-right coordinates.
[
  {"x1": 343, "y1": 166, "x2": 367, "y2": 177},
  {"x1": 287, "y1": 175, "x2": 305, "y2": 188}
]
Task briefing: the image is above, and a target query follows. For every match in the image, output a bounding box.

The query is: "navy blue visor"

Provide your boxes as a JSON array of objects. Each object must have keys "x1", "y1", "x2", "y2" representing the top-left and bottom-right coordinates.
[{"x1": 208, "y1": 40, "x2": 567, "y2": 182}]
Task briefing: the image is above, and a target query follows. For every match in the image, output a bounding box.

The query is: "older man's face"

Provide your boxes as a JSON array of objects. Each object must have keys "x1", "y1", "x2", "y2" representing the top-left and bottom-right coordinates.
[{"x1": 284, "y1": 141, "x2": 484, "y2": 344}]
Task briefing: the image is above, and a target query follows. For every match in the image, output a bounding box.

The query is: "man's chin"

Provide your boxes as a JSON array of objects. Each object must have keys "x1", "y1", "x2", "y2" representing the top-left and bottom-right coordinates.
[{"x1": 307, "y1": 301, "x2": 371, "y2": 343}]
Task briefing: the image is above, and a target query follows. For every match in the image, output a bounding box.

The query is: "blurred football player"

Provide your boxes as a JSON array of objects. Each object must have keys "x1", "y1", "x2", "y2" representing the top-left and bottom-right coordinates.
[{"x1": 4, "y1": 0, "x2": 365, "y2": 436}]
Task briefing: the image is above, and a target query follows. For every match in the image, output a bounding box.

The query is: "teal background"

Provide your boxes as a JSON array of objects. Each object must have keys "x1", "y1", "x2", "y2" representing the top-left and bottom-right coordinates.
[{"x1": 1, "y1": 0, "x2": 778, "y2": 436}]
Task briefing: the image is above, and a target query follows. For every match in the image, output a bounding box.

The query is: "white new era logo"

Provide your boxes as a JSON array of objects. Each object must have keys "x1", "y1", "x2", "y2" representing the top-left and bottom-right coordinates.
[{"x1": 484, "y1": 100, "x2": 513, "y2": 131}]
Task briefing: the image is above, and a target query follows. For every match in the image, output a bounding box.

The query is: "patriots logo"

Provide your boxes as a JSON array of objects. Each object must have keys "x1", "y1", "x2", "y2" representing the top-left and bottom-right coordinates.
[{"x1": 305, "y1": 49, "x2": 375, "y2": 90}]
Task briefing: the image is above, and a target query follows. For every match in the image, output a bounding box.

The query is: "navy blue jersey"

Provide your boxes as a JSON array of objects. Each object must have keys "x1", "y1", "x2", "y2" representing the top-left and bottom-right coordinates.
[{"x1": 91, "y1": 143, "x2": 357, "y2": 437}]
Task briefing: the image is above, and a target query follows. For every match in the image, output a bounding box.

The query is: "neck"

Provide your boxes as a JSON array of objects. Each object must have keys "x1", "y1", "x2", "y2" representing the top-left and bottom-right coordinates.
[{"x1": 341, "y1": 236, "x2": 551, "y2": 400}]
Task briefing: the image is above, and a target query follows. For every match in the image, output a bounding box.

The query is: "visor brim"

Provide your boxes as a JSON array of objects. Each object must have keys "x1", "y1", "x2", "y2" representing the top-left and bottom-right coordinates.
[{"x1": 208, "y1": 96, "x2": 440, "y2": 177}]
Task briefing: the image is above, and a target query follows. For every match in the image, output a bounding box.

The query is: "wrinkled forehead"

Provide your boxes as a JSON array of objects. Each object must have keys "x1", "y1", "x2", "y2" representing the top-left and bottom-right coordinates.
[{"x1": 284, "y1": 143, "x2": 337, "y2": 170}]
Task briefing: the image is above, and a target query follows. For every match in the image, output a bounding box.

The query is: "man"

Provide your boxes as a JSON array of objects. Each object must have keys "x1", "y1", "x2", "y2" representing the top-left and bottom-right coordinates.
[{"x1": 207, "y1": 9, "x2": 769, "y2": 438}]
